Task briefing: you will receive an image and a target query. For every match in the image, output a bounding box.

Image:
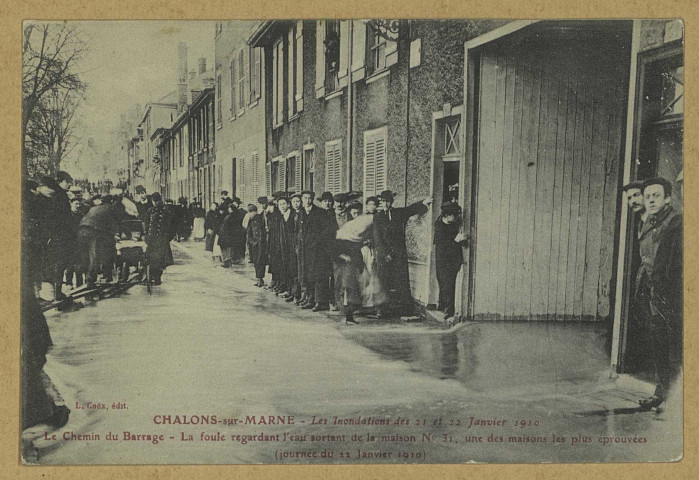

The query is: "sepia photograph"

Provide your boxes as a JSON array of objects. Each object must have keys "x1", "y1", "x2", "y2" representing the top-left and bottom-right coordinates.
[{"x1": 20, "y1": 18, "x2": 684, "y2": 464}]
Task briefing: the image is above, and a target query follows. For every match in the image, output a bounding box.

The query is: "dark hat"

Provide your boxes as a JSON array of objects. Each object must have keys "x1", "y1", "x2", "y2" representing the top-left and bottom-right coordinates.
[
  {"x1": 231, "y1": 196, "x2": 242, "y2": 205},
  {"x1": 290, "y1": 193, "x2": 302, "y2": 201},
  {"x1": 441, "y1": 201, "x2": 462, "y2": 216},
  {"x1": 151, "y1": 192, "x2": 162, "y2": 203},
  {"x1": 379, "y1": 190, "x2": 397, "y2": 201},
  {"x1": 56, "y1": 170, "x2": 73, "y2": 184},
  {"x1": 333, "y1": 192, "x2": 348, "y2": 203},
  {"x1": 135, "y1": 185, "x2": 147, "y2": 194},
  {"x1": 272, "y1": 190, "x2": 286, "y2": 200},
  {"x1": 221, "y1": 190, "x2": 229, "y2": 196},
  {"x1": 257, "y1": 196, "x2": 269, "y2": 205},
  {"x1": 346, "y1": 190, "x2": 363, "y2": 201},
  {"x1": 319, "y1": 191, "x2": 334, "y2": 202},
  {"x1": 39, "y1": 176, "x2": 60, "y2": 191},
  {"x1": 300, "y1": 190, "x2": 315, "y2": 199},
  {"x1": 347, "y1": 201, "x2": 363, "y2": 212}
]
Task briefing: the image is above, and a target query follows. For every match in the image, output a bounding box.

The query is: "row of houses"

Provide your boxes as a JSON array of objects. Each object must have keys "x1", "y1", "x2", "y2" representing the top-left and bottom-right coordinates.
[{"x1": 125, "y1": 19, "x2": 683, "y2": 373}]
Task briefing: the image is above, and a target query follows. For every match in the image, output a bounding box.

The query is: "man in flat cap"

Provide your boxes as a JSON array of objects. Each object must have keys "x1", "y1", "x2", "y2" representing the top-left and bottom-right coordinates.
[
  {"x1": 373, "y1": 190, "x2": 432, "y2": 317},
  {"x1": 635, "y1": 177, "x2": 683, "y2": 410}
]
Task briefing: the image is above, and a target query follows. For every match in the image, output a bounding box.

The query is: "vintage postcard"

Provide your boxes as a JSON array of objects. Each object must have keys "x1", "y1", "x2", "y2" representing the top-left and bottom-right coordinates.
[{"x1": 19, "y1": 18, "x2": 684, "y2": 465}]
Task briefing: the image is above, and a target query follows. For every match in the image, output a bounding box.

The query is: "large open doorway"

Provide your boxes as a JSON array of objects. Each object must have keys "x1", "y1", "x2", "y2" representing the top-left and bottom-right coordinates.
[{"x1": 465, "y1": 21, "x2": 632, "y2": 322}]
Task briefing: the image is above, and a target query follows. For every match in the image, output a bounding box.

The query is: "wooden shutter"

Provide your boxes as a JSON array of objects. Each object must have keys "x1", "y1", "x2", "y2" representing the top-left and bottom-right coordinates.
[
  {"x1": 295, "y1": 21, "x2": 304, "y2": 112},
  {"x1": 251, "y1": 153, "x2": 259, "y2": 199},
  {"x1": 278, "y1": 158, "x2": 287, "y2": 192},
  {"x1": 315, "y1": 20, "x2": 325, "y2": 98},
  {"x1": 272, "y1": 43, "x2": 279, "y2": 125},
  {"x1": 243, "y1": 47, "x2": 249, "y2": 107},
  {"x1": 230, "y1": 55, "x2": 237, "y2": 115},
  {"x1": 265, "y1": 160, "x2": 271, "y2": 196},
  {"x1": 325, "y1": 141, "x2": 342, "y2": 193},
  {"x1": 338, "y1": 20, "x2": 349, "y2": 87},
  {"x1": 238, "y1": 156, "x2": 246, "y2": 202},
  {"x1": 363, "y1": 128, "x2": 387, "y2": 197},
  {"x1": 294, "y1": 155, "x2": 302, "y2": 192},
  {"x1": 352, "y1": 20, "x2": 367, "y2": 82},
  {"x1": 288, "y1": 28, "x2": 295, "y2": 117}
]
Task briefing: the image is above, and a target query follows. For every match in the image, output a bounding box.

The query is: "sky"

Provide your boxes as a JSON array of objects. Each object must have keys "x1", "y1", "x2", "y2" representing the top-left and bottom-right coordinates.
[{"x1": 60, "y1": 21, "x2": 216, "y2": 179}]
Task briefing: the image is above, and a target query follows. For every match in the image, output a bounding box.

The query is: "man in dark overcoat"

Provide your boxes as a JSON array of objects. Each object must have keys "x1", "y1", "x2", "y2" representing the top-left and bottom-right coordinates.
[
  {"x1": 635, "y1": 177, "x2": 683, "y2": 410},
  {"x1": 300, "y1": 191, "x2": 338, "y2": 311},
  {"x1": 373, "y1": 190, "x2": 432, "y2": 317},
  {"x1": 39, "y1": 172, "x2": 74, "y2": 300},
  {"x1": 144, "y1": 192, "x2": 174, "y2": 285},
  {"x1": 78, "y1": 196, "x2": 126, "y2": 287}
]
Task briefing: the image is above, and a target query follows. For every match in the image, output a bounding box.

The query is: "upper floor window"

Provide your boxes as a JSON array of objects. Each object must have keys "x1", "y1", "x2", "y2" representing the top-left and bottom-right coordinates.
[
  {"x1": 272, "y1": 39, "x2": 284, "y2": 127},
  {"x1": 238, "y1": 49, "x2": 246, "y2": 112},
  {"x1": 287, "y1": 22, "x2": 304, "y2": 117},
  {"x1": 249, "y1": 46, "x2": 262, "y2": 102},
  {"x1": 366, "y1": 21, "x2": 398, "y2": 76},
  {"x1": 230, "y1": 58, "x2": 236, "y2": 115},
  {"x1": 324, "y1": 20, "x2": 341, "y2": 92},
  {"x1": 216, "y1": 74, "x2": 222, "y2": 125}
]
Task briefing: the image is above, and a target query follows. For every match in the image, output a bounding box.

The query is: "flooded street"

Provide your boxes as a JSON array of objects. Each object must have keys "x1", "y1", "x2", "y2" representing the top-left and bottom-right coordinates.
[{"x1": 27, "y1": 243, "x2": 682, "y2": 464}]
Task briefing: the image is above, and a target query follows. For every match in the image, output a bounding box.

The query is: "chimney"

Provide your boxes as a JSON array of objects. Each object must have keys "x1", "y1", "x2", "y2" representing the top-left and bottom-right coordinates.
[
  {"x1": 177, "y1": 42, "x2": 189, "y2": 114},
  {"x1": 198, "y1": 57, "x2": 207, "y2": 74}
]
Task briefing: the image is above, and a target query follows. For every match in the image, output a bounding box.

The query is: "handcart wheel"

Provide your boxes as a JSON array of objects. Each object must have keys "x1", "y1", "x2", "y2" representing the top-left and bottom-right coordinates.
[{"x1": 146, "y1": 264, "x2": 152, "y2": 295}]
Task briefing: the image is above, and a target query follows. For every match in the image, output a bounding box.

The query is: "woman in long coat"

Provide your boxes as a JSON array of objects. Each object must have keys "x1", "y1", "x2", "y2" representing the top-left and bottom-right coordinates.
[
  {"x1": 217, "y1": 205, "x2": 246, "y2": 266},
  {"x1": 246, "y1": 205, "x2": 267, "y2": 286},
  {"x1": 144, "y1": 193, "x2": 174, "y2": 285},
  {"x1": 204, "y1": 202, "x2": 222, "y2": 252}
]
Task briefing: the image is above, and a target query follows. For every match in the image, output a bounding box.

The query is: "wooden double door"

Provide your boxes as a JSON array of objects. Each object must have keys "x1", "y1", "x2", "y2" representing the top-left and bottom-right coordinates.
[{"x1": 470, "y1": 27, "x2": 631, "y2": 321}]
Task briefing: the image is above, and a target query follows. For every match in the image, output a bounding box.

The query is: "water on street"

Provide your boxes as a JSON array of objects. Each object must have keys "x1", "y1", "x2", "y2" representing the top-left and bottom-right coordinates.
[{"x1": 28, "y1": 243, "x2": 682, "y2": 464}]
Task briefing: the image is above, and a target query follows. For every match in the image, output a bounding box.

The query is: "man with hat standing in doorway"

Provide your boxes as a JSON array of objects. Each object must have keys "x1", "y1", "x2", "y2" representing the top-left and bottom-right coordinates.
[{"x1": 373, "y1": 190, "x2": 432, "y2": 317}]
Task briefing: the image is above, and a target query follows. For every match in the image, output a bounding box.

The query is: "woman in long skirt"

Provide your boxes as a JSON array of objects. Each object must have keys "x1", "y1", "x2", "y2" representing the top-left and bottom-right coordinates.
[{"x1": 191, "y1": 202, "x2": 206, "y2": 241}]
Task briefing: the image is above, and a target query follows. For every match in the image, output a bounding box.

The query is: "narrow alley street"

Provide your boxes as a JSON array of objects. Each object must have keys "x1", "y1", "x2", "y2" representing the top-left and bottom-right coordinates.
[{"x1": 25, "y1": 242, "x2": 682, "y2": 464}]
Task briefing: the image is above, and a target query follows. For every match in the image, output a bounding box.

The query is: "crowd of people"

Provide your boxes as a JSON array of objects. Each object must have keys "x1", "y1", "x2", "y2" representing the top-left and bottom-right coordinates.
[
  {"x1": 21, "y1": 171, "x2": 214, "y2": 430},
  {"x1": 198, "y1": 189, "x2": 456, "y2": 325}
]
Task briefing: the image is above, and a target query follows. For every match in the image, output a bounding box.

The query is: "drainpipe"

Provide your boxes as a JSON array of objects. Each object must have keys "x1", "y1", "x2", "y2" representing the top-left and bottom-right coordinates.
[
  {"x1": 346, "y1": 20, "x2": 354, "y2": 190},
  {"x1": 403, "y1": 20, "x2": 411, "y2": 207}
]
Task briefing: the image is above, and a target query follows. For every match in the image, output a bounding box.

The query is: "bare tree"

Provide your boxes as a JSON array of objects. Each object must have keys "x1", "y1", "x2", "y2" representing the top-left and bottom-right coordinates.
[
  {"x1": 23, "y1": 23, "x2": 87, "y2": 177},
  {"x1": 24, "y1": 87, "x2": 81, "y2": 176}
]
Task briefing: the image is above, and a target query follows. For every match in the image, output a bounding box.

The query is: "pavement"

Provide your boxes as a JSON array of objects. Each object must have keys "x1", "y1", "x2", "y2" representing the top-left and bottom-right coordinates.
[{"x1": 21, "y1": 239, "x2": 683, "y2": 464}]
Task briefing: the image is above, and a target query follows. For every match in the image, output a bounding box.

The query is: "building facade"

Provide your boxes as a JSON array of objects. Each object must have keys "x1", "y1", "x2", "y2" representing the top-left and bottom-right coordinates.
[
  {"x1": 249, "y1": 19, "x2": 683, "y2": 373},
  {"x1": 214, "y1": 21, "x2": 267, "y2": 207},
  {"x1": 138, "y1": 94, "x2": 178, "y2": 194}
]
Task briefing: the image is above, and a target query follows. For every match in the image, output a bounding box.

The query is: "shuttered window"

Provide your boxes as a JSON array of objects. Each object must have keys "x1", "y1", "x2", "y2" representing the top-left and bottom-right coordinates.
[
  {"x1": 216, "y1": 74, "x2": 222, "y2": 124},
  {"x1": 237, "y1": 156, "x2": 246, "y2": 202},
  {"x1": 251, "y1": 152, "x2": 260, "y2": 200},
  {"x1": 265, "y1": 160, "x2": 272, "y2": 196},
  {"x1": 230, "y1": 59, "x2": 236, "y2": 114},
  {"x1": 238, "y1": 49, "x2": 246, "y2": 112},
  {"x1": 286, "y1": 154, "x2": 299, "y2": 192},
  {"x1": 272, "y1": 40, "x2": 284, "y2": 127},
  {"x1": 363, "y1": 127, "x2": 388, "y2": 197},
  {"x1": 249, "y1": 46, "x2": 262, "y2": 101},
  {"x1": 325, "y1": 140, "x2": 343, "y2": 194},
  {"x1": 278, "y1": 158, "x2": 287, "y2": 191}
]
